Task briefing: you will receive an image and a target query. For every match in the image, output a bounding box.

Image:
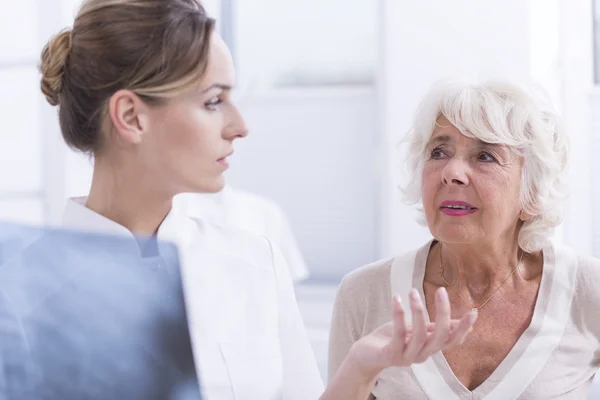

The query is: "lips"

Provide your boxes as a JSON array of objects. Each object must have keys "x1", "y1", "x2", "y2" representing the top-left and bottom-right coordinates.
[
  {"x1": 217, "y1": 151, "x2": 233, "y2": 169},
  {"x1": 218, "y1": 151, "x2": 233, "y2": 162},
  {"x1": 439, "y1": 201, "x2": 478, "y2": 216}
]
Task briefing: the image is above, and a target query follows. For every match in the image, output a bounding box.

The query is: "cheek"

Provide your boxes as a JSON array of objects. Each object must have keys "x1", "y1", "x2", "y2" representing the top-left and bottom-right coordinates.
[
  {"x1": 172, "y1": 113, "x2": 219, "y2": 153},
  {"x1": 477, "y1": 168, "x2": 522, "y2": 214},
  {"x1": 421, "y1": 164, "x2": 440, "y2": 205}
]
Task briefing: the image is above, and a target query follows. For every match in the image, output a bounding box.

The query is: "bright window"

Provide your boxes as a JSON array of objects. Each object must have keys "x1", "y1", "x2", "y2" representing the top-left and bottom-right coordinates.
[{"x1": 233, "y1": 0, "x2": 377, "y2": 87}]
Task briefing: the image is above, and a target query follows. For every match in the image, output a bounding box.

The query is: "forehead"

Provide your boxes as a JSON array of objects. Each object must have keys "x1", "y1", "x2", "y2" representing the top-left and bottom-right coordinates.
[
  {"x1": 202, "y1": 33, "x2": 235, "y2": 86},
  {"x1": 429, "y1": 115, "x2": 504, "y2": 149},
  {"x1": 431, "y1": 115, "x2": 461, "y2": 137}
]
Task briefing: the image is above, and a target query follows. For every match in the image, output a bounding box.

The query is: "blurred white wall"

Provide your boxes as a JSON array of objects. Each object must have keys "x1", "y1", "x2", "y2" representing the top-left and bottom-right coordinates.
[
  {"x1": 560, "y1": 0, "x2": 596, "y2": 257},
  {"x1": 235, "y1": 0, "x2": 376, "y2": 87},
  {"x1": 0, "y1": 0, "x2": 64, "y2": 225},
  {"x1": 226, "y1": 87, "x2": 379, "y2": 281},
  {"x1": 0, "y1": 0, "x2": 597, "y2": 279}
]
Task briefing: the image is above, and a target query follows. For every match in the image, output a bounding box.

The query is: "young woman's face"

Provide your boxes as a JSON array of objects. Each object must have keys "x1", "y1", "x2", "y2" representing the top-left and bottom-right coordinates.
[{"x1": 138, "y1": 33, "x2": 248, "y2": 195}]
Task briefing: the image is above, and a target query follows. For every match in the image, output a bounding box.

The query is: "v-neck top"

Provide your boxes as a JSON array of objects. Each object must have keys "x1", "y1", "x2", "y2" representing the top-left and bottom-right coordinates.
[{"x1": 328, "y1": 240, "x2": 600, "y2": 399}]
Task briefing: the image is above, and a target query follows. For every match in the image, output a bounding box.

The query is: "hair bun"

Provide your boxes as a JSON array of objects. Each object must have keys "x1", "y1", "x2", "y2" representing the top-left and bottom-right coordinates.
[{"x1": 40, "y1": 29, "x2": 72, "y2": 106}]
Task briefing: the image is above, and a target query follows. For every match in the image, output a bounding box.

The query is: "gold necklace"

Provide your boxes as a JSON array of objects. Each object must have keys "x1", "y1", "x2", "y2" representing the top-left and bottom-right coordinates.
[{"x1": 439, "y1": 244, "x2": 524, "y2": 313}]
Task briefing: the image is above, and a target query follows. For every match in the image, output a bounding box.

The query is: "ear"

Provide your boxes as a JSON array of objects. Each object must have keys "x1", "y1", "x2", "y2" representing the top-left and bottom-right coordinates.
[
  {"x1": 107, "y1": 89, "x2": 151, "y2": 145},
  {"x1": 520, "y1": 210, "x2": 532, "y2": 221}
]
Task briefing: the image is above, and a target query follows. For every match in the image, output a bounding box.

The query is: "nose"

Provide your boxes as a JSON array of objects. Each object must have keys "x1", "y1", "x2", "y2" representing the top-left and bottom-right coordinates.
[
  {"x1": 441, "y1": 158, "x2": 470, "y2": 186},
  {"x1": 224, "y1": 105, "x2": 249, "y2": 140}
]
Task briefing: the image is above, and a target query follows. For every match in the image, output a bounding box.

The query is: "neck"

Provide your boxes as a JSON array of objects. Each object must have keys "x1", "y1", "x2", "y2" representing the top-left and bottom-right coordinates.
[
  {"x1": 437, "y1": 239, "x2": 523, "y2": 296},
  {"x1": 85, "y1": 157, "x2": 173, "y2": 236}
]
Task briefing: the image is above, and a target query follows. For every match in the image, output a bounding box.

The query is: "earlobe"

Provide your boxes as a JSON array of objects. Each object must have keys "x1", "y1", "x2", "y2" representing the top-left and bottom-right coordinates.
[
  {"x1": 108, "y1": 90, "x2": 145, "y2": 144},
  {"x1": 520, "y1": 211, "x2": 532, "y2": 221}
]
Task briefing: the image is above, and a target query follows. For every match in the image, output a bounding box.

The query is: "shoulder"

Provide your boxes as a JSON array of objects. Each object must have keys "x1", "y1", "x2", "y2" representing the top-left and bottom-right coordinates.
[
  {"x1": 339, "y1": 257, "x2": 395, "y2": 299},
  {"x1": 336, "y1": 244, "x2": 425, "y2": 316},
  {"x1": 331, "y1": 244, "x2": 426, "y2": 339},
  {"x1": 551, "y1": 243, "x2": 600, "y2": 322},
  {"x1": 554, "y1": 246, "x2": 600, "y2": 338},
  {"x1": 571, "y1": 248, "x2": 600, "y2": 297},
  {"x1": 574, "y1": 252, "x2": 600, "y2": 276},
  {"x1": 339, "y1": 243, "x2": 426, "y2": 298},
  {"x1": 179, "y1": 187, "x2": 283, "y2": 215},
  {"x1": 227, "y1": 188, "x2": 281, "y2": 209},
  {"x1": 551, "y1": 242, "x2": 600, "y2": 288},
  {"x1": 187, "y1": 216, "x2": 275, "y2": 272},
  {"x1": 224, "y1": 189, "x2": 286, "y2": 228}
]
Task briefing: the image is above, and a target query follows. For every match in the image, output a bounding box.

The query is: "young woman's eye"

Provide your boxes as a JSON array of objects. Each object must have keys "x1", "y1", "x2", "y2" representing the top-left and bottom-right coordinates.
[{"x1": 205, "y1": 97, "x2": 223, "y2": 111}]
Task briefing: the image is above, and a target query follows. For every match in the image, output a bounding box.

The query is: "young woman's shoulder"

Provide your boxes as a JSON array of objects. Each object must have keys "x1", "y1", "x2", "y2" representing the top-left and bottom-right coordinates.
[{"x1": 188, "y1": 216, "x2": 275, "y2": 272}]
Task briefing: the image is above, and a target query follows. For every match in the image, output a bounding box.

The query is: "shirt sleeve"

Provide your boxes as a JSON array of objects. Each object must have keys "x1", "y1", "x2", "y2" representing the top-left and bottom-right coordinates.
[{"x1": 269, "y1": 240, "x2": 324, "y2": 399}]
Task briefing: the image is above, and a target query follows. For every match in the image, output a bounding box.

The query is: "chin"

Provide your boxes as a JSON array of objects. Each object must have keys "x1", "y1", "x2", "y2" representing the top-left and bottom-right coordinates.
[
  {"x1": 179, "y1": 174, "x2": 225, "y2": 194},
  {"x1": 432, "y1": 224, "x2": 476, "y2": 244},
  {"x1": 197, "y1": 177, "x2": 226, "y2": 194}
]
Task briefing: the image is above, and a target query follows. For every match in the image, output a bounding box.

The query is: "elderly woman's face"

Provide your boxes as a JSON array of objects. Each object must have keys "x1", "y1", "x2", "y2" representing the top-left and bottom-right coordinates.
[{"x1": 421, "y1": 116, "x2": 525, "y2": 245}]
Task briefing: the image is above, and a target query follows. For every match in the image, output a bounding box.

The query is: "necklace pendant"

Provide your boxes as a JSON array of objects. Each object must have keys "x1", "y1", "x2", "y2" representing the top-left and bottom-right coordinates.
[{"x1": 472, "y1": 308, "x2": 478, "y2": 313}]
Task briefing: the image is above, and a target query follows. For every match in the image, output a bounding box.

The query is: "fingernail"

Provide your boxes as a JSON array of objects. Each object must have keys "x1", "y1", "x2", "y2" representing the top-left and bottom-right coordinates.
[
  {"x1": 394, "y1": 295, "x2": 402, "y2": 306},
  {"x1": 410, "y1": 288, "x2": 420, "y2": 300},
  {"x1": 436, "y1": 287, "x2": 447, "y2": 301},
  {"x1": 469, "y1": 312, "x2": 478, "y2": 324},
  {"x1": 410, "y1": 289, "x2": 424, "y2": 310}
]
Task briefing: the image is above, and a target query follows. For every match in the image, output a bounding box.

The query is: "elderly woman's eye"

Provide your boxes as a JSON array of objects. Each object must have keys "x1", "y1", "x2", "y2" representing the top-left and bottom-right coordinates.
[
  {"x1": 430, "y1": 148, "x2": 446, "y2": 159},
  {"x1": 478, "y1": 152, "x2": 497, "y2": 162}
]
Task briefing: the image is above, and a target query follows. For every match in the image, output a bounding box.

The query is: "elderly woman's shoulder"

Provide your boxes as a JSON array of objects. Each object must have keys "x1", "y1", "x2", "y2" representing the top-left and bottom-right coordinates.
[
  {"x1": 575, "y1": 252, "x2": 600, "y2": 282},
  {"x1": 339, "y1": 244, "x2": 424, "y2": 297},
  {"x1": 577, "y1": 252, "x2": 600, "y2": 268},
  {"x1": 563, "y1": 248, "x2": 600, "y2": 308},
  {"x1": 571, "y1": 253, "x2": 600, "y2": 334},
  {"x1": 551, "y1": 244, "x2": 600, "y2": 289},
  {"x1": 340, "y1": 257, "x2": 395, "y2": 293},
  {"x1": 333, "y1": 257, "x2": 396, "y2": 324}
]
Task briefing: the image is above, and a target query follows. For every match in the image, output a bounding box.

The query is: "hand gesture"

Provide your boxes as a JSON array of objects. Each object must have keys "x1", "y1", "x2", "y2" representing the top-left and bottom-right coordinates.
[{"x1": 350, "y1": 287, "x2": 477, "y2": 376}]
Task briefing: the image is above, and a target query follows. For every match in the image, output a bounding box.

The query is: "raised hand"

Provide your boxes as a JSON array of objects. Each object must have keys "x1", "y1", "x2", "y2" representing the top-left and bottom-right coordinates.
[{"x1": 349, "y1": 287, "x2": 477, "y2": 376}]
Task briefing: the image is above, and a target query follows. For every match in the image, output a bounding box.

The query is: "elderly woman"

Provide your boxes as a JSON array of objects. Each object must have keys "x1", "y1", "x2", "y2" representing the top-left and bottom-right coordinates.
[{"x1": 327, "y1": 79, "x2": 600, "y2": 399}]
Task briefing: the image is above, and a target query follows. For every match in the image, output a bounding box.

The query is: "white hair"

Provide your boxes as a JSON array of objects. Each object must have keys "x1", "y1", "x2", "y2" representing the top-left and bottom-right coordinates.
[{"x1": 402, "y1": 78, "x2": 569, "y2": 253}]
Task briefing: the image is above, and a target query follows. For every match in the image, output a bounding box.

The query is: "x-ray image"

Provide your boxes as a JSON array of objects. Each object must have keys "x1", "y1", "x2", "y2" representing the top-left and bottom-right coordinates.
[{"x1": 0, "y1": 222, "x2": 201, "y2": 400}]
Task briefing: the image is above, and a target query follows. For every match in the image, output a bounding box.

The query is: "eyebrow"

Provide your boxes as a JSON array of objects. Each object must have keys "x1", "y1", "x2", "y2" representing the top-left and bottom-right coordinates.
[
  {"x1": 201, "y1": 83, "x2": 233, "y2": 94},
  {"x1": 427, "y1": 135, "x2": 451, "y2": 146},
  {"x1": 475, "y1": 139, "x2": 503, "y2": 149}
]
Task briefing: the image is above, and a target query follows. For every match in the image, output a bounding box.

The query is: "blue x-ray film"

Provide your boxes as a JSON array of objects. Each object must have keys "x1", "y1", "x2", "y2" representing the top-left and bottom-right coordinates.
[{"x1": 0, "y1": 222, "x2": 201, "y2": 400}]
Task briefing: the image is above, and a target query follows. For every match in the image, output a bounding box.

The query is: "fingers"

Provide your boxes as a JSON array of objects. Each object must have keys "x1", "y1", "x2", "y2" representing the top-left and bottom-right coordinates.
[
  {"x1": 392, "y1": 295, "x2": 407, "y2": 341},
  {"x1": 415, "y1": 287, "x2": 451, "y2": 359},
  {"x1": 384, "y1": 295, "x2": 408, "y2": 359},
  {"x1": 444, "y1": 311, "x2": 478, "y2": 348},
  {"x1": 447, "y1": 320, "x2": 460, "y2": 335},
  {"x1": 401, "y1": 289, "x2": 428, "y2": 361},
  {"x1": 404, "y1": 322, "x2": 437, "y2": 336},
  {"x1": 387, "y1": 289, "x2": 477, "y2": 368}
]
